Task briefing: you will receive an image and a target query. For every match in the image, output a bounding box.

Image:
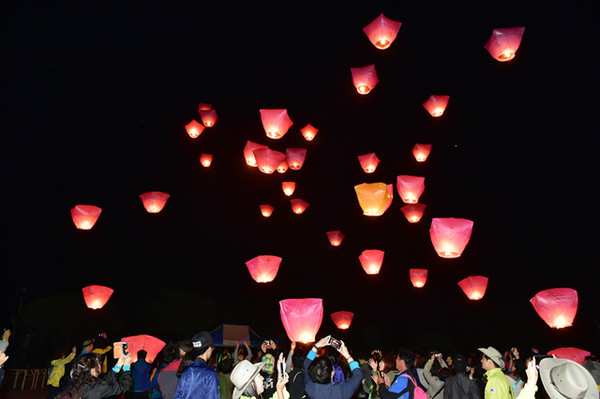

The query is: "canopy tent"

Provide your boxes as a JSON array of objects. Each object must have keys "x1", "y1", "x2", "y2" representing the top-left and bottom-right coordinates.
[{"x1": 210, "y1": 324, "x2": 266, "y2": 347}]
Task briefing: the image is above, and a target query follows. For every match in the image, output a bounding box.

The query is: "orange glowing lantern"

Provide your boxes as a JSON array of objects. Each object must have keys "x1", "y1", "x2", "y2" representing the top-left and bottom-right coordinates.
[
  {"x1": 197, "y1": 103, "x2": 212, "y2": 112},
  {"x1": 280, "y1": 298, "x2": 323, "y2": 343},
  {"x1": 396, "y1": 175, "x2": 425, "y2": 204},
  {"x1": 458, "y1": 276, "x2": 489, "y2": 300},
  {"x1": 300, "y1": 124, "x2": 319, "y2": 141},
  {"x1": 530, "y1": 288, "x2": 578, "y2": 329},
  {"x1": 285, "y1": 148, "x2": 307, "y2": 170},
  {"x1": 331, "y1": 311, "x2": 354, "y2": 330},
  {"x1": 121, "y1": 335, "x2": 166, "y2": 363},
  {"x1": 253, "y1": 148, "x2": 286, "y2": 174},
  {"x1": 71, "y1": 205, "x2": 102, "y2": 230},
  {"x1": 401, "y1": 204, "x2": 426, "y2": 223},
  {"x1": 245, "y1": 255, "x2": 282, "y2": 283},
  {"x1": 290, "y1": 199, "x2": 309, "y2": 214},
  {"x1": 484, "y1": 27, "x2": 525, "y2": 62},
  {"x1": 282, "y1": 181, "x2": 296, "y2": 196},
  {"x1": 260, "y1": 109, "x2": 293, "y2": 139},
  {"x1": 139, "y1": 191, "x2": 170, "y2": 214},
  {"x1": 429, "y1": 218, "x2": 474, "y2": 258},
  {"x1": 358, "y1": 153, "x2": 380, "y2": 173},
  {"x1": 243, "y1": 141, "x2": 268, "y2": 167},
  {"x1": 363, "y1": 13, "x2": 402, "y2": 50},
  {"x1": 354, "y1": 182, "x2": 393, "y2": 216},
  {"x1": 423, "y1": 95, "x2": 449, "y2": 117},
  {"x1": 199, "y1": 153, "x2": 213, "y2": 167},
  {"x1": 199, "y1": 109, "x2": 218, "y2": 128},
  {"x1": 185, "y1": 120, "x2": 205, "y2": 139},
  {"x1": 412, "y1": 144, "x2": 432, "y2": 162},
  {"x1": 326, "y1": 230, "x2": 345, "y2": 247},
  {"x1": 259, "y1": 204, "x2": 274, "y2": 218},
  {"x1": 547, "y1": 348, "x2": 591, "y2": 365},
  {"x1": 277, "y1": 160, "x2": 289, "y2": 173},
  {"x1": 82, "y1": 285, "x2": 114, "y2": 309},
  {"x1": 351, "y1": 65, "x2": 379, "y2": 95},
  {"x1": 359, "y1": 249, "x2": 385, "y2": 275},
  {"x1": 409, "y1": 269, "x2": 428, "y2": 288}
]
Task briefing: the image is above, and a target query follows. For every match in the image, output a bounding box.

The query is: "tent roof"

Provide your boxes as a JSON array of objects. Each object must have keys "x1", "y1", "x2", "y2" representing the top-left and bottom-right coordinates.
[{"x1": 210, "y1": 324, "x2": 265, "y2": 347}]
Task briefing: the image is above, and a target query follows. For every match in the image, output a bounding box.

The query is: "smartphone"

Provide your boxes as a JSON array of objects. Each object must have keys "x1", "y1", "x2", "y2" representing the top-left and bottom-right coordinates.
[
  {"x1": 328, "y1": 337, "x2": 342, "y2": 350},
  {"x1": 113, "y1": 341, "x2": 129, "y2": 358},
  {"x1": 278, "y1": 359, "x2": 287, "y2": 377}
]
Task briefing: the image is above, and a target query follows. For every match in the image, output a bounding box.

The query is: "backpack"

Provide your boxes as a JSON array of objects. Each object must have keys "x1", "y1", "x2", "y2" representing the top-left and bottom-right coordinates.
[{"x1": 399, "y1": 373, "x2": 428, "y2": 399}]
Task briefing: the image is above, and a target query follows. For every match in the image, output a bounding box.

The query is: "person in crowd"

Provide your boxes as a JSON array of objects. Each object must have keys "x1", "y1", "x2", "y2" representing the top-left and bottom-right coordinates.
[
  {"x1": 230, "y1": 354, "x2": 289, "y2": 399},
  {"x1": 158, "y1": 342, "x2": 184, "y2": 399},
  {"x1": 582, "y1": 356, "x2": 600, "y2": 390},
  {"x1": 423, "y1": 353, "x2": 450, "y2": 398},
  {"x1": 132, "y1": 350, "x2": 152, "y2": 399},
  {"x1": 538, "y1": 356, "x2": 600, "y2": 399},
  {"x1": 415, "y1": 354, "x2": 431, "y2": 394},
  {"x1": 174, "y1": 331, "x2": 219, "y2": 399},
  {"x1": 503, "y1": 348, "x2": 525, "y2": 397},
  {"x1": 218, "y1": 357, "x2": 235, "y2": 399},
  {"x1": 478, "y1": 346, "x2": 514, "y2": 399},
  {"x1": 443, "y1": 353, "x2": 481, "y2": 399},
  {"x1": 374, "y1": 349, "x2": 423, "y2": 399},
  {"x1": 285, "y1": 345, "x2": 306, "y2": 399},
  {"x1": 47, "y1": 346, "x2": 77, "y2": 399},
  {"x1": 260, "y1": 340, "x2": 280, "y2": 399},
  {"x1": 324, "y1": 347, "x2": 345, "y2": 383},
  {"x1": 234, "y1": 341, "x2": 253, "y2": 365},
  {"x1": 0, "y1": 329, "x2": 11, "y2": 388},
  {"x1": 81, "y1": 335, "x2": 112, "y2": 374},
  {"x1": 150, "y1": 347, "x2": 170, "y2": 399}
]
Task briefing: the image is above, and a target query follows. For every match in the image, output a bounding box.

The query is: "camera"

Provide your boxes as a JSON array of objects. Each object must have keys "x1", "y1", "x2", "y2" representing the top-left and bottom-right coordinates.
[
  {"x1": 263, "y1": 340, "x2": 275, "y2": 349},
  {"x1": 328, "y1": 337, "x2": 342, "y2": 350}
]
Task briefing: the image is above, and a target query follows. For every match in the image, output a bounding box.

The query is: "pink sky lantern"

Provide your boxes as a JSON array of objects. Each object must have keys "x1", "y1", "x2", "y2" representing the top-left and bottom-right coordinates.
[
  {"x1": 547, "y1": 348, "x2": 591, "y2": 365},
  {"x1": 197, "y1": 103, "x2": 212, "y2": 111},
  {"x1": 331, "y1": 311, "x2": 354, "y2": 330},
  {"x1": 282, "y1": 181, "x2": 296, "y2": 196},
  {"x1": 354, "y1": 182, "x2": 393, "y2": 216},
  {"x1": 358, "y1": 153, "x2": 380, "y2": 173},
  {"x1": 429, "y1": 217, "x2": 474, "y2": 258},
  {"x1": 401, "y1": 204, "x2": 426, "y2": 223},
  {"x1": 423, "y1": 95, "x2": 450, "y2": 117},
  {"x1": 280, "y1": 298, "x2": 323, "y2": 343},
  {"x1": 484, "y1": 27, "x2": 525, "y2": 62},
  {"x1": 121, "y1": 335, "x2": 165, "y2": 363},
  {"x1": 363, "y1": 13, "x2": 402, "y2": 50},
  {"x1": 82, "y1": 285, "x2": 114, "y2": 309},
  {"x1": 530, "y1": 288, "x2": 578, "y2": 329},
  {"x1": 139, "y1": 191, "x2": 170, "y2": 214},
  {"x1": 290, "y1": 198, "x2": 310, "y2": 214},
  {"x1": 253, "y1": 148, "x2": 286, "y2": 174},
  {"x1": 351, "y1": 65, "x2": 378, "y2": 95},
  {"x1": 260, "y1": 109, "x2": 293, "y2": 139},
  {"x1": 412, "y1": 144, "x2": 432, "y2": 162},
  {"x1": 199, "y1": 153, "x2": 213, "y2": 167},
  {"x1": 185, "y1": 120, "x2": 205, "y2": 139},
  {"x1": 409, "y1": 269, "x2": 428, "y2": 288},
  {"x1": 277, "y1": 160, "x2": 289, "y2": 173},
  {"x1": 396, "y1": 175, "x2": 425, "y2": 204},
  {"x1": 359, "y1": 249, "x2": 385, "y2": 275},
  {"x1": 245, "y1": 255, "x2": 282, "y2": 283},
  {"x1": 259, "y1": 204, "x2": 274, "y2": 218},
  {"x1": 199, "y1": 109, "x2": 218, "y2": 128},
  {"x1": 243, "y1": 141, "x2": 268, "y2": 167},
  {"x1": 300, "y1": 124, "x2": 319, "y2": 141},
  {"x1": 285, "y1": 148, "x2": 307, "y2": 170},
  {"x1": 71, "y1": 205, "x2": 102, "y2": 230},
  {"x1": 326, "y1": 230, "x2": 345, "y2": 247},
  {"x1": 458, "y1": 276, "x2": 489, "y2": 300}
]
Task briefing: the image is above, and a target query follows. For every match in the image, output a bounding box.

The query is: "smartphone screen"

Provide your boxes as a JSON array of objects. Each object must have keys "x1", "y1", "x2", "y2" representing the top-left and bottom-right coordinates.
[{"x1": 113, "y1": 342, "x2": 123, "y2": 359}]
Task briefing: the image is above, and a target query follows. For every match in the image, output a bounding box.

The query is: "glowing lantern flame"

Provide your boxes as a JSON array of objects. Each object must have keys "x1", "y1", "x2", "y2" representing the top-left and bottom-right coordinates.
[
  {"x1": 484, "y1": 27, "x2": 525, "y2": 62},
  {"x1": 71, "y1": 205, "x2": 102, "y2": 230},
  {"x1": 282, "y1": 181, "x2": 296, "y2": 196},
  {"x1": 331, "y1": 311, "x2": 354, "y2": 330},
  {"x1": 423, "y1": 95, "x2": 450, "y2": 117},
  {"x1": 121, "y1": 335, "x2": 166, "y2": 363},
  {"x1": 290, "y1": 199, "x2": 310, "y2": 214},
  {"x1": 300, "y1": 124, "x2": 319, "y2": 141},
  {"x1": 245, "y1": 255, "x2": 282, "y2": 283},
  {"x1": 358, "y1": 153, "x2": 380, "y2": 173},
  {"x1": 401, "y1": 204, "x2": 426, "y2": 223},
  {"x1": 197, "y1": 103, "x2": 212, "y2": 112},
  {"x1": 363, "y1": 13, "x2": 402, "y2": 50},
  {"x1": 260, "y1": 109, "x2": 293, "y2": 139},
  {"x1": 199, "y1": 109, "x2": 218, "y2": 128},
  {"x1": 259, "y1": 204, "x2": 274, "y2": 218},
  {"x1": 280, "y1": 298, "x2": 323, "y2": 343},
  {"x1": 547, "y1": 348, "x2": 591, "y2": 365},
  {"x1": 139, "y1": 191, "x2": 170, "y2": 214},
  {"x1": 530, "y1": 288, "x2": 578, "y2": 329},
  {"x1": 277, "y1": 160, "x2": 289, "y2": 173},
  {"x1": 253, "y1": 148, "x2": 286, "y2": 174},
  {"x1": 285, "y1": 148, "x2": 307, "y2": 170},
  {"x1": 396, "y1": 175, "x2": 425, "y2": 204},
  {"x1": 82, "y1": 285, "x2": 114, "y2": 309},
  {"x1": 185, "y1": 120, "x2": 205, "y2": 139},
  {"x1": 429, "y1": 218, "x2": 474, "y2": 258},
  {"x1": 351, "y1": 65, "x2": 379, "y2": 95},
  {"x1": 359, "y1": 249, "x2": 385, "y2": 275},
  {"x1": 412, "y1": 144, "x2": 432, "y2": 162},
  {"x1": 458, "y1": 276, "x2": 489, "y2": 300},
  {"x1": 409, "y1": 269, "x2": 428, "y2": 288},
  {"x1": 243, "y1": 141, "x2": 268, "y2": 167},
  {"x1": 200, "y1": 153, "x2": 213, "y2": 167},
  {"x1": 326, "y1": 230, "x2": 345, "y2": 247},
  {"x1": 354, "y1": 182, "x2": 393, "y2": 216}
]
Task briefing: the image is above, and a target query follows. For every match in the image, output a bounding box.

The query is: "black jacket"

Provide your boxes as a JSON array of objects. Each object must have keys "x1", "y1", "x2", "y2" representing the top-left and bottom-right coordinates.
[
  {"x1": 82, "y1": 370, "x2": 132, "y2": 399},
  {"x1": 443, "y1": 374, "x2": 481, "y2": 399}
]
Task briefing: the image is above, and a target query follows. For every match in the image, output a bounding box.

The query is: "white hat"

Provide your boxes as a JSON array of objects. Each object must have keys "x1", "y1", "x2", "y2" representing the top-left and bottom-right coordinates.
[
  {"x1": 539, "y1": 357, "x2": 599, "y2": 399},
  {"x1": 478, "y1": 346, "x2": 505, "y2": 369},
  {"x1": 231, "y1": 360, "x2": 266, "y2": 399}
]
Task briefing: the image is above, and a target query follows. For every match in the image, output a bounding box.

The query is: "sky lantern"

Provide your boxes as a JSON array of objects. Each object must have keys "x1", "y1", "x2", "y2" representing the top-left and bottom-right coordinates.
[
  {"x1": 530, "y1": 288, "x2": 578, "y2": 329},
  {"x1": 71, "y1": 205, "x2": 102, "y2": 230},
  {"x1": 185, "y1": 120, "x2": 205, "y2": 138},
  {"x1": 277, "y1": 160, "x2": 289, "y2": 173},
  {"x1": 354, "y1": 182, "x2": 393, "y2": 216},
  {"x1": 326, "y1": 230, "x2": 345, "y2": 247},
  {"x1": 330, "y1": 311, "x2": 354, "y2": 330},
  {"x1": 484, "y1": 27, "x2": 525, "y2": 62},
  {"x1": 396, "y1": 175, "x2": 425, "y2": 204},
  {"x1": 401, "y1": 204, "x2": 426, "y2": 223},
  {"x1": 547, "y1": 348, "x2": 591, "y2": 365},
  {"x1": 245, "y1": 255, "x2": 282, "y2": 283},
  {"x1": 199, "y1": 109, "x2": 218, "y2": 128},
  {"x1": 285, "y1": 148, "x2": 307, "y2": 170},
  {"x1": 429, "y1": 217, "x2": 474, "y2": 258},
  {"x1": 259, "y1": 204, "x2": 274, "y2": 218},
  {"x1": 362, "y1": 13, "x2": 402, "y2": 50},
  {"x1": 423, "y1": 95, "x2": 450, "y2": 117},
  {"x1": 409, "y1": 269, "x2": 428, "y2": 288},
  {"x1": 358, "y1": 153, "x2": 380, "y2": 173},
  {"x1": 260, "y1": 109, "x2": 293, "y2": 139},
  {"x1": 351, "y1": 65, "x2": 378, "y2": 95},
  {"x1": 253, "y1": 148, "x2": 286, "y2": 174},
  {"x1": 359, "y1": 249, "x2": 385, "y2": 275},
  {"x1": 199, "y1": 153, "x2": 213, "y2": 167},
  {"x1": 121, "y1": 335, "x2": 166, "y2": 363},
  {"x1": 282, "y1": 181, "x2": 296, "y2": 196},
  {"x1": 290, "y1": 198, "x2": 309, "y2": 214},
  {"x1": 139, "y1": 191, "x2": 170, "y2": 214},
  {"x1": 82, "y1": 285, "x2": 114, "y2": 309},
  {"x1": 458, "y1": 276, "x2": 489, "y2": 300},
  {"x1": 243, "y1": 141, "x2": 268, "y2": 167},
  {"x1": 197, "y1": 103, "x2": 212, "y2": 111},
  {"x1": 300, "y1": 124, "x2": 318, "y2": 141},
  {"x1": 412, "y1": 144, "x2": 432, "y2": 162},
  {"x1": 280, "y1": 298, "x2": 323, "y2": 343}
]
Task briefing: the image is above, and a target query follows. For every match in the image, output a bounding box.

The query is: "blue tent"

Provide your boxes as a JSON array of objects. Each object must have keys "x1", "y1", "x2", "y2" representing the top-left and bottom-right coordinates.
[{"x1": 210, "y1": 324, "x2": 266, "y2": 347}]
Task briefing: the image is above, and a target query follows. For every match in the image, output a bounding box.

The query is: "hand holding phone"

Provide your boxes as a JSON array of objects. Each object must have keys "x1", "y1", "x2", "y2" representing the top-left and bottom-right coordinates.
[
  {"x1": 113, "y1": 342, "x2": 129, "y2": 359},
  {"x1": 328, "y1": 337, "x2": 342, "y2": 350}
]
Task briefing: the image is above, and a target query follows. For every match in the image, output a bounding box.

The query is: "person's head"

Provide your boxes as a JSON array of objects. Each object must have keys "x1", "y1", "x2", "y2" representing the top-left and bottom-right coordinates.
[
  {"x1": 437, "y1": 367, "x2": 451, "y2": 381},
  {"x1": 381, "y1": 354, "x2": 396, "y2": 373},
  {"x1": 395, "y1": 349, "x2": 415, "y2": 372},
  {"x1": 325, "y1": 346, "x2": 341, "y2": 366},
  {"x1": 453, "y1": 354, "x2": 467, "y2": 374},
  {"x1": 218, "y1": 357, "x2": 234, "y2": 374},
  {"x1": 308, "y1": 355, "x2": 334, "y2": 384},
  {"x1": 291, "y1": 352, "x2": 305, "y2": 370},
  {"x1": 237, "y1": 346, "x2": 248, "y2": 361},
  {"x1": 179, "y1": 340, "x2": 193, "y2": 358},
  {"x1": 478, "y1": 347, "x2": 504, "y2": 371},
  {"x1": 162, "y1": 342, "x2": 180, "y2": 364},
  {"x1": 231, "y1": 360, "x2": 266, "y2": 399},
  {"x1": 54, "y1": 349, "x2": 67, "y2": 360},
  {"x1": 72, "y1": 353, "x2": 101, "y2": 386},
  {"x1": 82, "y1": 339, "x2": 94, "y2": 352},
  {"x1": 191, "y1": 331, "x2": 215, "y2": 360},
  {"x1": 137, "y1": 350, "x2": 147, "y2": 361}
]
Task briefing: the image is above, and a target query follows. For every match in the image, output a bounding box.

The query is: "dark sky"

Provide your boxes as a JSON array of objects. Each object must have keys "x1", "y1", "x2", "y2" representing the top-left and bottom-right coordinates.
[{"x1": 1, "y1": 1, "x2": 599, "y2": 355}]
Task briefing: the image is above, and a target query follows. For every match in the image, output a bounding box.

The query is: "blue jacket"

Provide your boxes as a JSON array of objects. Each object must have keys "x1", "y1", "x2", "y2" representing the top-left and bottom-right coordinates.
[
  {"x1": 174, "y1": 359, "x2": 219, "y2": 399},
  {"x1": 132, "y1": 359, "x2": 152, "y2": 392},
  {"x1": 379, "y1": 371, "x2": 415, "y2": 399},
  {"x1": 303, "y1": 351, "x2": 362, "y2": 399}
]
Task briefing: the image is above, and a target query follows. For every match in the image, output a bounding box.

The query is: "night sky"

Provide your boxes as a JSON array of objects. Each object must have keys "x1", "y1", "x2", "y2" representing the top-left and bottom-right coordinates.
[{"x1": 1, "y1": 1, "x2": 599, "y2": 358}]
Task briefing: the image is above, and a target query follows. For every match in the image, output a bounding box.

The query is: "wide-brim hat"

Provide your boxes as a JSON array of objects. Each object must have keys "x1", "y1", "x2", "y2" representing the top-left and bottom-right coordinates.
[
  {"x1": 478, "y1": 346, "x2": 505, "y2": 369},
  {"x1": 539, "y1": 357, "x2": 599, "y2": 399},
  {"x1": 231, "y1": 360, "x2": 266, "y2": 399}
]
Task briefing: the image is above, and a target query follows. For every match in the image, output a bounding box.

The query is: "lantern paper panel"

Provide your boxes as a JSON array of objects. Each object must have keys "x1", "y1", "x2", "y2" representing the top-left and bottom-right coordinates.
[
  {"x1": 423, "y1": 95, "x2": 450, "y2": 117},
  {"x1": 326, "y1": 230, "x2": 345, "y2": 247},
  {"x1": 300, "y1": 124, "x2": 319, "y2": 141},
  {"x1": 199, "y1": 109, "x2": 218, "y2": 128},
  {"x1": 245, "y1": 255, "x2": 282, "y2": 283},
  {"x1": 200, "y1": 153, "x2": 213, "y2": 167},
  {"x1": 362, "y1": 13, "x2": 402, "y2": 50},
  {"x1": 359, "y1": 249, "x2": 385, "y2": 275},
  {"x1": 331, "y1": 311, "x2": 354, "y2": 330},
  {"x1": 530, "y1": 288, "x2": 578, "y2": 329},
  {"x1": 354, "y1": 182, "x2": 392, "y2": 216},
  {"x1": 401, "y1": 204, "x2": 426, "y2": 223},
  {"x1": 409, "y1": 269, "x2": 428, "y2": 288},
  {"x1": 139, "y1": 191, "x2": 170, "y2": 214},
  {"x1": 285, "y1": 148, "x2": 307, "y2": 170},
  {"x1": 290, "y1": 199, "x2": 309, "y2": 214},
  {"x1": 280, "y1": 298, "x2": 323, "y2": 343},
  {"x1": 121, "y1": 335, "x2": 166, "y2": 363},
  {"x1": 243, "y1": 141, "x2": 268, "y2": 167},
  {"x1": 260, "y1": 109, "x2": 293, "y2": 139},
  {"x1": 484, "y1": 27, "x2": 525, "y2": 62},
  {"x1": 458, "y1": 276, "x2": 489, "y2": 300},
  {"x1": 185, "y1": 120, "x2": 205, "y2": 139},
  {"x1": 396, "y1": 175, "x2": 425, "y2": 204},
  {"x1": 71, "y1": 205, "x2": 102, "y2": 230},
  {"x1": 197, "y1": 103, "x2": 212, "y2": 112},
  {"x1": 82, "y1": 285, "x2": 114, "y2": 310},
  {"x1": 277, "y1": 160, "x2": 289, "y2": 173},
  {"x1": 547, "y1": 348, "x2": 591, "y2": 365},
  {"x1": 412, "y1": 144, "x2": 432, "y2": 162},
  {"x1": 429, "y1": 218, "x2": 474, "y2": 258},
  {"x1": 259, "y1": 204, "x2": 274, "y2": 218},
  {"x1": 253, "y1": 148, "x2": 286, "y2": 174},
  {"x1": 351, "y1": 65, "x2": 379, "y2": 95},
  {"x1": 358, "y1": 153, "x2": 380, "y2": 173},
  {"x1": 282, "y1": 181, "x2": 296, "y2": 196}
]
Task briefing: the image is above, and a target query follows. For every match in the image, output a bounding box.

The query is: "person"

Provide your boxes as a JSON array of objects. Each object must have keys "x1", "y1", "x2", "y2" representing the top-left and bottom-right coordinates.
[
  {"x1": 132, "y1": 350, "x2": 152, "y2": 399},
  {"x1": 443, "y1": 354, "x2": 481, "y2": 399},
  {"x1": 375, "y1": 349, "x2": 423, "y2": 399},
  {"x1": 423, "y1": 353, "x2": 449, "y2": 398},
  {"x1": 478, "y1": 347, "x2": 514, "y2": 399},
  {"x1": 285, "y1": 347, "x2": 306, "y2": 399},
  {"x1": 174, "y1": 331, "x2": 219, "y2": 399},
  {"x1": 0, "y1": 329, "x2": 11, "y2": 388},
  {"x1": 234, "y1": 341, "x2": 253, "y2": 365},
  {"x1": 582, "y1": 356, "x2": 600, "y2": 391},
  {"x1": 158, "y1": 341, "x2": 185, "y2": 399},
  {"x1": 47, "y1": 346, "x2": 77, "y2": 399},
  {"x1": 230, "y1": 356, "x2": 288, "y2": 399},
  {"x1": 503, "y1": 348, "x2": 525, "y2": 397},
  {"x1": 81, "y1": 336, "x2": 112, "y2": 374},
  {"x1": 218, "y1": 357, "x2": 235, "y2": 399},
  {"x1": 259, "y1": 339, "x2": 280, "y2": 399},
  {"x1": 538, "y1": 356, "x2": 599, "y2": 399}
]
